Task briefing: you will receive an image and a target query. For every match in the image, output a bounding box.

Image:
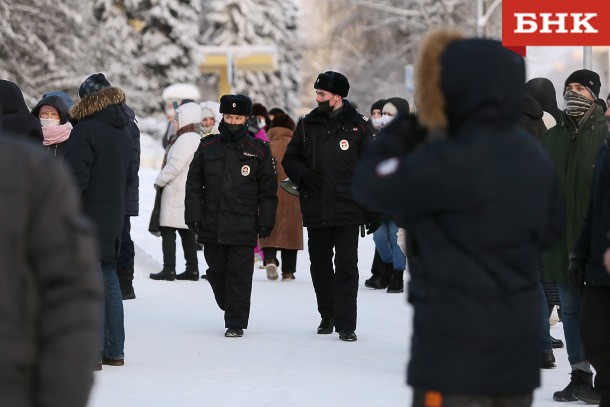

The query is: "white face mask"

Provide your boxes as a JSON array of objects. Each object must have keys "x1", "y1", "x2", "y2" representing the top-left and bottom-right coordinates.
[
  {"x1": 202, "y1": 125, "x2": 214, "y2": 133},
  {"x1": 40, "y1": 118, "x2": 60, "y2": 127},
  {"x1": 380, "y1": 114, "x2": 394, "y2": 127},
  {"x1": 371, "y1": 117, "x2": 383, "y2": 129}
]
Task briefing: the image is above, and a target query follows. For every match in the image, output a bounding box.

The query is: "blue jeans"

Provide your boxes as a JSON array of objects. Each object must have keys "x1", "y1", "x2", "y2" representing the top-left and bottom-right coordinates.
[
  {"x1": 100, "y1": 261, "x2": 125, "y2": 360},
  {"x1": 558, "y1": 282, "x2": 586, "y2": 365},
  {"x1": 372, "y1": 220, "x2": 406, "y2": 271},
  {"x1": 540, "y1": 282, "x2": 552, "y2": 352}
]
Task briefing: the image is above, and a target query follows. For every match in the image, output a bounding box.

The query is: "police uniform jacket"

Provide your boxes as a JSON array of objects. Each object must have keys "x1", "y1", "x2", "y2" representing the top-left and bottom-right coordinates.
[
  {"x1": 185, "y1": 123, "x2": 278, "y2": 247},
  {"x1": 282, "y1": 100, "x2": 374, "y2": 227}
]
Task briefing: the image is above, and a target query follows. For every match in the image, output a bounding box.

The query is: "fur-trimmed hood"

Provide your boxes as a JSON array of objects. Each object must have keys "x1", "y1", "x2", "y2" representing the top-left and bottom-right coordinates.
[
  {"x1": 415, "y1": 29, "x2": 525, "y2": 133},
  {"x1": 70, "y1": 87, "x2": 126, "y2": 123}
]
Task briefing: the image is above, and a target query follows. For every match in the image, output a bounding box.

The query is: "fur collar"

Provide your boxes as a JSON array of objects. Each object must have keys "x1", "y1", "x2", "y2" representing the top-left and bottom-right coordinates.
[
  {"x1": 415, "y1": 28, "x2": 465, "y2": 131},
  {"x1": 70, "y1": 87, "x2": 126, "y2": 121}
]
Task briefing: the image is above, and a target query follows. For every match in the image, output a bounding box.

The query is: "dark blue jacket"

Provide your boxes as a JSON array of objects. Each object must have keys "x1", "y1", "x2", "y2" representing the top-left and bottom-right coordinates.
[
  {"x1": 573, "y1": 143, "x2": 610, "y2": 286},
  {"x1": 124, "y1": 105, "x2": 140, "y2": 216}
]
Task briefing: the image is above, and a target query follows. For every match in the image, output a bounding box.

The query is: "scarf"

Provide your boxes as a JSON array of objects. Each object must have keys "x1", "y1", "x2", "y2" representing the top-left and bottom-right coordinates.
[
  {"x1": 161, "y1": 124, "x2": 196, "y2": 168},
  {"x1": 42, "y1": 122, "x2": 72, "y2": 146},
  {"x1": 564, "y1": 90, "x2": 594, "y2": 118}
]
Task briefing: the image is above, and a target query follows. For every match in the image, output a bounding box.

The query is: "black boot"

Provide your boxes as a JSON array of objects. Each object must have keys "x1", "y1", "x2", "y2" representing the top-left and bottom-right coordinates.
[
  {"x1": 553, "y1": 370, "x2": 594, "y2": 401},
  {"x1": 118, "y1": 269, "x2": 135, "y2": 300},
  {"x1": 551, "y1": 336, "x2": 564, "y2": 348},
  {"x1": 541, "y1": 351, "x2": 555, "y2": 369},
  {"x1": 366, "y1": 262, "x2": 393, "y2": 289},
  {"x1": 387, "y1": 269, "x2": 404, "y2": 293},
  {"x1": 176, "y1": 266, "x2": 199, "y2": 281},
  {"x1": 150, "y1": 267, "x2": 176, "y2": 281},
  {"x1": 364, "y1": 272, "x2": 381, "y2": 288},
  {"x1": 317, "y1": 318, "x2": 334, "y2": 334}
]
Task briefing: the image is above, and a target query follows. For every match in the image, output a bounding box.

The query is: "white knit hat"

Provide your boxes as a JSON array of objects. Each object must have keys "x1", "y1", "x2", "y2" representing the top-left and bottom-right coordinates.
[{"x1": 175, "y1": 102, "x2": 202, "y2": 129}]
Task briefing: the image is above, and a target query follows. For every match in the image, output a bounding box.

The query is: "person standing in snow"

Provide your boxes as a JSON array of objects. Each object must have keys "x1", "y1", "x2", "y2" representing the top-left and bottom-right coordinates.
[
  {"x1": 282, "y1": 71, "x2": 378, "y2": 342},
  {"x1": 30, "y1": 94, "x2": 73, "y2": 158},
  {"x1": 185, "y1": 94, "x2": 277, "y2": 338},
  {"x1": 258, "y1": 113, "x2": 304, "y2": 281},
  {"x1": 65, "y1": 73, "x2": 132, "y2": 368},
  {"x1": 542, "y1": 69, "x2": 610, "y2": 401},
  {"x1": 150, "y1": 102, "x2": 202, "y2": 282},
  {"x1": 116, "y1": 103, "x2": 141, "y2": 300},
  {"x1": 352, "y1": 29, "x2": 564, "y2": 405}
]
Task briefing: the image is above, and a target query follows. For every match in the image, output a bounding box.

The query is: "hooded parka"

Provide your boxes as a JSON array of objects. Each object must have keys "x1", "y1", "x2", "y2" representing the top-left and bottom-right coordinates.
[
  {"x1": 352, "y1": 30, "x2": 564, "y2": 394},
  {"x1": 65, "y1": 87, "x2": 133, "y2": 262}
]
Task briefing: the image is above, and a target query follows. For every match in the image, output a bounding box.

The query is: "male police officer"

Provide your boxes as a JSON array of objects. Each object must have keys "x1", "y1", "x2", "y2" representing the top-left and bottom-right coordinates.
[
  {"x1": 185, "y1": 94, "x2": 277, "y2": 337},
  {"x1": 282, "y1": 71, "x2": 378, "y2": 342}
]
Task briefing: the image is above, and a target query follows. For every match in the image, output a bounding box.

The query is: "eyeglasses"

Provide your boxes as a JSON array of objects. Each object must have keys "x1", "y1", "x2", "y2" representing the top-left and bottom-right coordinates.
[{"x1": 39, "y1": 111, "x2": 60, "y2": 119}]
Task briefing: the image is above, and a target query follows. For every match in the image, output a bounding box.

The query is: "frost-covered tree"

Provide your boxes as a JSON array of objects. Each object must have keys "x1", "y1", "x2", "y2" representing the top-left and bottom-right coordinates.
[
  {"x1": 0, "y1": 0, "x2": 94, "y2": 105},
  {"x1": 200, "y1": 0, "x2": 302, "y2": 115},
  {"x1": 301, "y1": 0, "x2": 476, "y2": 110}
]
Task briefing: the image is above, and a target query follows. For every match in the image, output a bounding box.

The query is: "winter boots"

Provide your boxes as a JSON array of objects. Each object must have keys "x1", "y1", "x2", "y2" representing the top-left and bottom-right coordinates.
[
  {"x1": 338, "y1": 329, "x2": 357, "y2": 342},
  {"x1": 364, "y1": 262, "x2": 393, "y2": 289},
  {"x1": 176, "y1": 266, "x2": 199, "y2": 281},
  {"x1": 387, "y1": 270, "x2": 405, "y2": 293},
  {"x1": 281, "y1": 272, "x2": 295, "y2": 280},
  {"x1": 541, "y1": 351, "x2": 555, "y2": 369},
  {"x1": 225, "y1": 328, "x2": 244, "y2": 338},
  {"x1": 265, "y1": 263, "x2": 279, "y2": 280},
  {"x1": 118, "y1": 269, "x2": 135, "y2": 300},
  {"x1": 317, "y1": 318, "x2": 334, "y2": 335},
  {"x1": 150, "y1": 267, "x2": 176, "y2": 281},
  {"x1": 553, "y1": 370, "x2": 594, "y2": 401}
]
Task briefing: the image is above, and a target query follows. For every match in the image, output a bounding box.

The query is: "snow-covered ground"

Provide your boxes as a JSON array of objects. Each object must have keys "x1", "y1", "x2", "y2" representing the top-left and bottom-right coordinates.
[{"x1": 88, "y1": 134, "x2": 577, "y2": 407}]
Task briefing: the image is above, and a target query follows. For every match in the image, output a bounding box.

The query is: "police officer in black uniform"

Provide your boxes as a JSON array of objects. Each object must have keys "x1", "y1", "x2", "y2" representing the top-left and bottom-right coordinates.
[
  {"x1": 282, "y1": 71, "x2": 379, "y2": 342},
  {"x1": 185, "y1": 94, "x2": 278, "y2": 338}
]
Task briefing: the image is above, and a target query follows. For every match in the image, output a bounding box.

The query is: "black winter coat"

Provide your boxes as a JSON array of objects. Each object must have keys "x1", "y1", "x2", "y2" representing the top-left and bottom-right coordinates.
[
  {"x1": 0, "y1": 135, "x2": 101, "y2": 407},
  {"x1": 352, "y1": 38, "x2": 564, "y2": 394},
  {"x1": 282, "y1": 100, "x2": 374, "y2": 227},
  {"x1": 65, "y1": 87, "x2": 133, "y2": 262},
  {"x1": 185, "y1": 123, "x2": 278, "y2": 247},
  {"x1": 573, "y1": 143, "x2": 610, "y2": 286},
  {"x1": 124, "y1": 105, "x2": 140, "y2": 216}
]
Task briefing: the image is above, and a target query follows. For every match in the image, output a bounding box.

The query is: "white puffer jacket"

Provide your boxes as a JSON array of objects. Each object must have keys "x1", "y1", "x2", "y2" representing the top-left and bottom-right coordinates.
[{"x1": 155, "y1": 102, "x2": 202, "y2": 229}]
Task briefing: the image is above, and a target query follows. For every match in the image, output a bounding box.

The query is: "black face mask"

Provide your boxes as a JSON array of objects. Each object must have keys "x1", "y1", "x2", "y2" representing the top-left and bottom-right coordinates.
[
  {"x1": 225, "y1": 123, "x2": 244, "y2": 135},
  {"x1": 317, "y1": 98, "x2": 334, "y2": 114}
]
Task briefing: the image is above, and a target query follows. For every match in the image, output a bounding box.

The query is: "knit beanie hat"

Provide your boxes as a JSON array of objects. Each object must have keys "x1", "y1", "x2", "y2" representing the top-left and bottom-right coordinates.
[
  {"x1": 370, "y1": 99, "x2": 386, "y2": 115},
  {"x1": 314, "y1": 71, "x2": 350, "y2": 97},
  {"x1": 383, "y1": 97, "x2": 410, "y2": 116},
  {"x1": 79, "y1": 73, "x2": 111, "y2": 98},
  {"x1": 564, "y1": 69, "x2": 601, "y2": 98}
]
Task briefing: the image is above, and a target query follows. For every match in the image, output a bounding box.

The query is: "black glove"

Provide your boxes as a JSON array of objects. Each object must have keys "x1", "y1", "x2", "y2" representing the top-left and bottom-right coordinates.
[
  {"x1": 365, "y1": 213, "x2": 382, "y2": 235},
  {"x1": 567, "y1": 254, "x2": 586, "y2": 290},
  {"x1": 300, "y1": 170, "x2": 324, "y2": 190},
  {"x1": 187, "y1": 221, "x2": 200, "y2": 236},
  {"x1": 257, "y1": 226, "x2": 273, "y2": 239}
]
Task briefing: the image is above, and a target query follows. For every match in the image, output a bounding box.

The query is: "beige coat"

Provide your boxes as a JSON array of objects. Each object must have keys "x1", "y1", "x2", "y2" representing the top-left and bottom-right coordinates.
[{"x1": 259, "y1": 126, "x2": 303, "y2": 250}]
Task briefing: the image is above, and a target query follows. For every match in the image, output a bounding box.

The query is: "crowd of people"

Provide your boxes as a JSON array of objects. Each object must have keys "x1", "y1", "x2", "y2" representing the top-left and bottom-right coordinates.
[{"x1": 4, "y1": 27, "x2": 610, "y2": 407}]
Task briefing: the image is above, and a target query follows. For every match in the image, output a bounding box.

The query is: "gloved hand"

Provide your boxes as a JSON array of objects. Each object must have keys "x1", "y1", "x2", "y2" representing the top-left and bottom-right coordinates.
[
  {"x1": 187, "y1": 221, "x2": 201, "y2": 236},
  {"x1": 257, "y1": 226, "x2": 273, "y2": 239},
  {"x1": 365, "y1": 213, "x2": 382, "y2": 235},
  {"x1": 300, "y1": 170, "x2": 324, "y2": 190},
  {"x1": 567, "y1": 254, "x2": 586, "y2": 290}
]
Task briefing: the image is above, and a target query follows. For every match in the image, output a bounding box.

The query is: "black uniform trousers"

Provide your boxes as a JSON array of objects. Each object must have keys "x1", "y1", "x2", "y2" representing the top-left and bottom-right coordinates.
[
  {"x1": 307, "y1": 225, "x2": 359, "y2": 331},
  {"x1": 204, "y1": 243, "x2": 255, "y2": 329},
  {"x1": 580, "y1": 285, "x2": 610, "y2": 401}
]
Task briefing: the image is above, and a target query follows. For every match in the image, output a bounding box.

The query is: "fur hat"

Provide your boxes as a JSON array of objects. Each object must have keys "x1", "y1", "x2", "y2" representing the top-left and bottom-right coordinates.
[
  {"x1": 564, "y1": 69, "x2": 601, "y2": 98},
  {"x1": 219, "y1": 94, "x2": 252, "y2": 116},
  {"x1": 268, "y1": 107, "x2": 286, "y2": 117},
  {"x1": 79, "y1": 73, "x2": 111, "y2": 98},
  {"x1": 370, "y1": 99, "x2": 386, "y2": 115},
  {"x1": 382, "y1": 97, "x2": 410, "y2": 116},
  {"x1": 174, "y1": 102, "x2": 203, "y2": 129},
  {"x1": 314, "y1": 71, "x2": 350, "y2": 98}
]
